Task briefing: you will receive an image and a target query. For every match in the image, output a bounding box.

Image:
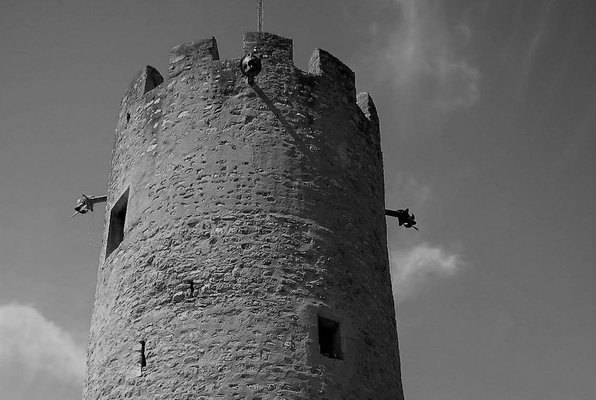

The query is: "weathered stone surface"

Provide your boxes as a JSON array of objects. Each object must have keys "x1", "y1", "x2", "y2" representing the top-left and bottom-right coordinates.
[{"x1": 83, "y1": 32, "x2": 404, "y2": 400}]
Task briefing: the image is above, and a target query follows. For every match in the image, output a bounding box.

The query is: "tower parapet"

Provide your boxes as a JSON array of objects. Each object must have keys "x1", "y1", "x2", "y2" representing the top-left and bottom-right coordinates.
[{"x1": 84, "y1": 32, "x2": 404, "y2": 400}]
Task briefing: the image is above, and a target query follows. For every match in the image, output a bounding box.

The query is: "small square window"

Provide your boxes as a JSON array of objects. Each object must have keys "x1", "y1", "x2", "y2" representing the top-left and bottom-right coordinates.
[
  {"x1": 318, "y1": 315, "x2": 343, "y2": 360},
  {"x1": 106, "y1": 189, "x2": 129, "y2": 257}
]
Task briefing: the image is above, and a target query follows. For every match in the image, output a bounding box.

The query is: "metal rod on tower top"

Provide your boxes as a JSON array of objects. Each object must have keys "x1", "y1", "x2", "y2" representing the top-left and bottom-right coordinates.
[{"x1": 257, "y1": 0, "x2": 263, "y2": 32}]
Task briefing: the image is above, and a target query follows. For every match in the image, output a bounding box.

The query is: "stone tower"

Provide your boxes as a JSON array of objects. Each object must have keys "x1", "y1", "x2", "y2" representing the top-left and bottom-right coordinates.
[{"x1": 83, "y1": 32, "x2": 405, "y2": 400}]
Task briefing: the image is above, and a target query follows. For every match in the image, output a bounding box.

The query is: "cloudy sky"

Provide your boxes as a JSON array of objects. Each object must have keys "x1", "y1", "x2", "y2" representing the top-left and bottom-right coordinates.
[{"x1": 0, "y1": 1, "x2": 594, "y2": 399}]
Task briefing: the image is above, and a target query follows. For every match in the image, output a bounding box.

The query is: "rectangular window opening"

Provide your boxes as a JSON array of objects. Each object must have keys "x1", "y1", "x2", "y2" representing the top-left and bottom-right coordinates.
[
  {"x1": 106, "y1": 189, "x2": 129, "y2": 257},
  {"x1": 318, "y1": 315, "x2": 343, "y2": 360},
  {"x1": 139, "y1": 340, "x2": 147, "y2": 368}
]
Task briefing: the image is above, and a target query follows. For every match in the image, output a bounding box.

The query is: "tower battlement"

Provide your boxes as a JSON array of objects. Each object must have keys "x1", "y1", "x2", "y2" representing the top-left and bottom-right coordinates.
[
  {"x1": 84, "y1": 32, "x2": 404, "y2": 400},
  {"x1": 118, "y1": 33, "x2": 372, "y2": 133}
]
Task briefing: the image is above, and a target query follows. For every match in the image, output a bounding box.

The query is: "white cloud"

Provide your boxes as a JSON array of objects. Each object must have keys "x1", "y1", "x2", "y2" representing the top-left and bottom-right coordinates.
[
  {"x1": 391, "y1": 243, "x2": 462, "y2": 299},
  {"x1": 372, "y1": 0, "x2": 481, "y2": 110},
  {"x1": 0, "y1": 303, "x2": 85, "y2": 382}
]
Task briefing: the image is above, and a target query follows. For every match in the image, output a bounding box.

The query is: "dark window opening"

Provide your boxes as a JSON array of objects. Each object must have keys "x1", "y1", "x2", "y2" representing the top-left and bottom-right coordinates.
[
  {"x1": 139, "y1": 340, "x2": 147, "y2": 368},
  {"x1": 106, "y1": 189, "x2": 129, "y2": 257},
  {"x1": 187, "y1": 279, "x2": 194, "y2": 297},
  {"x1": 318, "y1": 315, "x2": 342, "y2": 360}
]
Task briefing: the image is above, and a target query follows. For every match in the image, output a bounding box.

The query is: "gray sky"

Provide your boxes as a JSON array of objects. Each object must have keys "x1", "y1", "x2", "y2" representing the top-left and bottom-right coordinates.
[{"x1": 0, "y1": 1, "x2": 594, "y2": 399}]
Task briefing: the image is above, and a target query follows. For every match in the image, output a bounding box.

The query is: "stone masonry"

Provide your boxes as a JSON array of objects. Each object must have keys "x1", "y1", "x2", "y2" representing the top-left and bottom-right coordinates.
[{"x1": 82, "y1": 32, "x2": 405, "y2": 400}]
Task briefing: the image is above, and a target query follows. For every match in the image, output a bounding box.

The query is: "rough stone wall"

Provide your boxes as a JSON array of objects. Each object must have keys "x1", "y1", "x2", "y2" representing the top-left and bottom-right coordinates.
[{"x1": 83, "y1": 32, "x2": 404, "y2": 400}]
